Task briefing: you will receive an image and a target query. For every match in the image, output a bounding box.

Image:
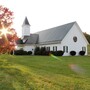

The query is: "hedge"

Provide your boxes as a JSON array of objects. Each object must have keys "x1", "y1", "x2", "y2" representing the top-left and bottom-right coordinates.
[
  {"x1": 79, "y1": 51, "x2": 85, "y2": 56},
  {"x1": 70, "y1": 51, "x2": 76, "y2": 56},
  {"x1": 13, "y1": 50, "x2": 32, "y2": 55}
]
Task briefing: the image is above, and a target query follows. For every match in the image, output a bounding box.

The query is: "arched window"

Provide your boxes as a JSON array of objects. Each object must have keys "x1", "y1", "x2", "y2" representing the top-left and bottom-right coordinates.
[{"x1": 73, "y1": 36, "x2": 77, "y2": 42}]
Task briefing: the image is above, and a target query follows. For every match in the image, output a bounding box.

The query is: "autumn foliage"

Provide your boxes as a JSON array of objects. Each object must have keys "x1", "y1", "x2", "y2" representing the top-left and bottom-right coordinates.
[{"x1": 0, "y1": 5, "x2": 18, "y2": 54}]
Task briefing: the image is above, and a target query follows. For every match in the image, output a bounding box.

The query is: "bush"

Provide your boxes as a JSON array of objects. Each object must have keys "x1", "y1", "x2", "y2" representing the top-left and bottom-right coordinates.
[
  {"x1": 50, "y1": 51, "x2": 64, "y2": 56},
  {"x1": 14, "y1": 49, "x2": 24, "y2": 55},
  {"x1": 34, "y1": 47, "x2": 40, "y2": 55},
  {"x1": 40, "y1": 47, "x2": 46, "y2": 55},
  {"x1": 57, "y1": 51, "x2": 64, "y2": 56},
  {"x1": 36, "y1": 51, "x2": 41, "y2": 55},
  {"x1": 79, "y1": 51, "x2": 85, "y2": 56},
  {"x1": 23, "y1": 51, "x2": 28, "y2": 55},
  {"x1": 70, "y1": 51, "x2": 76, "y2": 56},
  {"x1": 14, "y1": 49, "x2": 32, "y2": 55},
  {"x1": 28, "y1": 51, "x2": 32, "y2": 55},
  {"x1": 50, "y1": 51, "x2": 55, "y2": 55}
]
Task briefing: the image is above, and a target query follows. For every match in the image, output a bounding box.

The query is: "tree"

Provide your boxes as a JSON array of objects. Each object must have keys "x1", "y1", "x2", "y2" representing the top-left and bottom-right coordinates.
[
  {"x1": 0, "y1": 5, "x2": 18, "y2": 54},
  {"x1": 83, "y1": 32, "x2": 90, "y2": 44}
]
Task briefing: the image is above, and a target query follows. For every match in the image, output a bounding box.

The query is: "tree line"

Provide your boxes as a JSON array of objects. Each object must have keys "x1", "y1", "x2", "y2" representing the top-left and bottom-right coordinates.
[{"x1": 83, "y1": 32, "x2": 90, "y2": 44}]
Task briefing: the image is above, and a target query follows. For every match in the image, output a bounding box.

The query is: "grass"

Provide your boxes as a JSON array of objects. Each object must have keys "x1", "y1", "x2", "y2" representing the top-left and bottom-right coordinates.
[{"x1": 0, "y1": 54, "x2": 90, "y2": 90}]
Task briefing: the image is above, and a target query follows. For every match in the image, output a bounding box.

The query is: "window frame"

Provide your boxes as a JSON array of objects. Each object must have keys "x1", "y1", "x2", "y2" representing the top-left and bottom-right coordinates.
[
  {"x1": 63, "y1": 46, "x2": 68, "y2": 53},
  {"x1": 53, "y1": 46, "x2": 57, "y2": 51},
  {"x1": 82, "y1": 47, "x2": 86, "y2": 52}
]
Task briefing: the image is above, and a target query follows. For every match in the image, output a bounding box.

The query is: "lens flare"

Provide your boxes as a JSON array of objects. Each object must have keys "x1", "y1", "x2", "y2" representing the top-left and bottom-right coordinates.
[
  {"x1": 69, "y1": 64, "x2": 85, "y2": 75},
  {"x1": 0, "y1": 27, "x2": 13, "y2": 40},
  {"x1": 49, "y1": 53, "x2": 62, "y2": 60},
  {"x1": 0, "y1": 28, "x2": 12, "y2": 36}
]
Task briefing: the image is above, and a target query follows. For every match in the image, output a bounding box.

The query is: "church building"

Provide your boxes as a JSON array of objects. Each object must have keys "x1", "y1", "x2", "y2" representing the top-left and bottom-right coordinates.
[{"x1": 16, "y1": 17, "x2": 89, "y2": 56}]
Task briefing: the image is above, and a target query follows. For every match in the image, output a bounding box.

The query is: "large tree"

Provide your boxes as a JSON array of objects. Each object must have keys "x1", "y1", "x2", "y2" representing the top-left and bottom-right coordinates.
[
  {"x1": 83, "y1": 32, "x2": 90, "y2": 44},
  {"x1": 0, "y1": 5, "x2": 18, "y2": 54}
]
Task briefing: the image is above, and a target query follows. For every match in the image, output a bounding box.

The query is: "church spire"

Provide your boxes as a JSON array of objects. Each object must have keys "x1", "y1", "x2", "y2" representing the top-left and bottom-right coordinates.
[
  {"x1": 22, "y1": 17, "x2": 30, "y2": 37},
  {"x1": 22, "y1": 17, "x2": 30, "y2": 26}
]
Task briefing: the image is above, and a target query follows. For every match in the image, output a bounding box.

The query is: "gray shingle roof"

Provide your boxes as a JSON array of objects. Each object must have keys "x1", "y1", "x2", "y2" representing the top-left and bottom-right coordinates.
[
  {"x1": 22, "y1": 17, "x2": 30, "y2": 26},
  {"x1": 17, "y1": 21, "x2": 75, "y2": 45},
  {"x1": 35, "y1": 22, "x2": 75, "y2": 44},
  {"x1": 16, "y1": 34, "x2": 39, "y2": 44},
  {"x1": 24, "y1": 34, "x2": 39, "y2": 44}
]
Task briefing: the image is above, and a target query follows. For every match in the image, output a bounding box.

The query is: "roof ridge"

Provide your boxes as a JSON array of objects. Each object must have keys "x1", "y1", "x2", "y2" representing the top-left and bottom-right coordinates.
[{"x1": 35, "y1": 21, "x2": 76, "y2": 33}]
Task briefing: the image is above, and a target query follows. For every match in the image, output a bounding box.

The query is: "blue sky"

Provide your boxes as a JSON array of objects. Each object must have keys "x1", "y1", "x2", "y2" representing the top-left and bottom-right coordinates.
[{"x1": 0, "y1": 0, "x2": 90, "y2": 37}]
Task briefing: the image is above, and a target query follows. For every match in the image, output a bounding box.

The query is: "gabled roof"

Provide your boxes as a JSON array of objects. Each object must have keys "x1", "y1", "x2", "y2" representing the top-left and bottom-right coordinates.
[
  {"x1": 17, "y1": 34, "x2": 39, "y2": 44},
  {"x1": 24, "y1": 34, "x2": 39, "y2": 44},
  {"x1": 17, "y1": 21, "x2": 76, "y2": 45},
  {"x1": 35, "y1": 22, "x2": 75, "y2": 44},
  {"x1": 22, "y1": 17, "x2": 30, "y2": 26}
]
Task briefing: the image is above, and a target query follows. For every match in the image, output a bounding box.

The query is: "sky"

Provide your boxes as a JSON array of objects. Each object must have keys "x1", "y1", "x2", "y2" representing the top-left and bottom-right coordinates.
[{"x1": 0, "y1": 0, "x2": 90, "y2": 37}]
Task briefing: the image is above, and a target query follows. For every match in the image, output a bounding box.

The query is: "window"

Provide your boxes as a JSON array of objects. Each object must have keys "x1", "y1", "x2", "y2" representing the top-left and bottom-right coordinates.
[
  {"x1": 63, "y1": 46, "x2": 68, "y2": 53},
  {"x1": 73, "y1": 36, "x2": 77, "y2": 42},
  {"x1": 82, "y1": 47, "x2": 86, "y2": 52},
  {"x1": 53, "y1": 46, "x2": 57, "y2": 51},
  {"x1": 63, "y1": 46, "x2": 65, "y2": 52},
  {"x1": 46, "y1": 47, "x2": 50, "y2": 51},
  {"x1": 66, "y1": 46, "x2": 68, "y2": 53}
]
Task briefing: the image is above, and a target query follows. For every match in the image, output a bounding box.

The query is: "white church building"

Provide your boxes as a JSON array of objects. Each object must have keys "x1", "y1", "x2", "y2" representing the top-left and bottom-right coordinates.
[{"x1": 16, "y1": 17, "x2": 89, "y2": 56}]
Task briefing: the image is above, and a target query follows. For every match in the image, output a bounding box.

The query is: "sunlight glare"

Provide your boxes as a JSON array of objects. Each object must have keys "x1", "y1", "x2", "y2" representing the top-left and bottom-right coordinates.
[{"x1": 0, "y1": 28, "x2": 12, "y2": 37}]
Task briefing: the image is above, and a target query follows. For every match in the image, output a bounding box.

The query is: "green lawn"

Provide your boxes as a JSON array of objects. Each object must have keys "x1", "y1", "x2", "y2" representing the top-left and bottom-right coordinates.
[{"x1": 0, "y1": 55, "x2": 90, "y2": 90}]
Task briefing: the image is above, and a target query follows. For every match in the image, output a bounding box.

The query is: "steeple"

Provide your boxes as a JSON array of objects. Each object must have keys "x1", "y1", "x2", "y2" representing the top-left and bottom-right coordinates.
[
  {"x1": 22, "y1": 17, "x2": 30, "y2": 38},
  {"x1": 22, "y1": 17, "x2": 30, "y2": 26}
]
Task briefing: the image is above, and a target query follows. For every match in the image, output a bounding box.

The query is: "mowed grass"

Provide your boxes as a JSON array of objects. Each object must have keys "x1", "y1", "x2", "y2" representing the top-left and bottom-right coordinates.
[{"x1": 0, "y1": 55, "x2": 90, "y2": 90}]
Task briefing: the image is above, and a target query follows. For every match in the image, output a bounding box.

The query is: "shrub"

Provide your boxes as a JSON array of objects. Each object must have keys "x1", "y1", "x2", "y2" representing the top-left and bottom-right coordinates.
[
  {"x1": 36, "y1": 51, "x2": 41, "y2": 55},
  {"x1": 28, "y1": 51, "x2": 32, "y2": 55},
  {"x1": 50, "y1": 51, "x2": 64, "y2": 56},
  {"x1": 14, "y1": 49, "x2": 24, "y2": 55},
  {"x1": 14, "y1": 49, "x2": 29, "y2": 55},
  {"x1": 57, "y1": 51, "x2": 64, "y2": 56},
  {"x1": 34, "y1": 47, "x2": 40, "y2": 55},
  {"x1": 23, "y1": 51, "x2": 28, "y2": 55},
  {"x1": 50, "y1": 51, "x2": 55, "y2": 55},
  {"x1": 70, "y1": 51, "x2": 76, "y2": 56},
  {"x1": 79, "y1": 51, "x2": 85, "y2": 56},
  {"x1": 40, "y1": 47, "x2": 46, "y2": 55}
]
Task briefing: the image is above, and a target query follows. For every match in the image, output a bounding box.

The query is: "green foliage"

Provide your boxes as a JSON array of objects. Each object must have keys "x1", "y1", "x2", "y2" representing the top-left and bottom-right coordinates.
[
  {"x1": 70, "y1": 51, "x2": 76, "y2": 56},
  {"x1": 50, "y1": 51, "x2": 64, "y2": 56},
  {"x1": 79, "y1": 51, "x2": 85, "y2": 56},
  {"x1": 27, "y1": 51, "x2": 32, "y2": 55},
  {"x1": 0, "y1": 55, "x2": 90, "y2": 90},
  {"x1": 83, "y1": 32, "x2": 90, "y2": 43},
  {"x1": 14, "y1": 49, "x2": 32, "y2": 55},
  {"x1": 34, "y1": 47, "x2": 40, "y2": 55},
  {"x1": 34, "y1": 47, "x2": 64, "y2": 56}
]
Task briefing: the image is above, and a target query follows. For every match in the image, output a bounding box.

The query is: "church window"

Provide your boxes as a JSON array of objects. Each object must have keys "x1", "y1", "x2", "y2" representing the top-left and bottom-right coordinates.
[
  {"x1": 53, "y1": 46, "x2": 57, "y2": 51},
  {"x1": 82, "y1": 47, "x2": 86, "y2": 52},
  {"x1": 63, "y1": 46, "x2": 68, "y2": 53},
  {"x1": 46, "y1": 47, "x2": 50, "y2": 51},
  {"x1": 73, "y1": 36, "x2": 77, "y2": 42}
]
